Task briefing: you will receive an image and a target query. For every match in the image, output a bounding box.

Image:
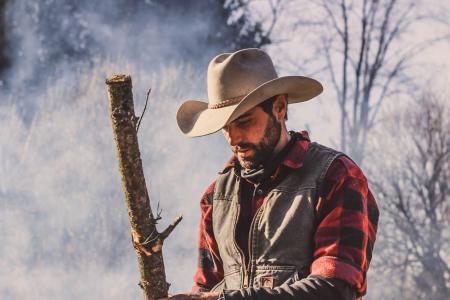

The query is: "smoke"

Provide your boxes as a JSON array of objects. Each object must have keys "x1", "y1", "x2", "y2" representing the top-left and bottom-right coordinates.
[
  {"x1": 0, "y1": 0, "x2": 234, "y2": 298},
  {"x1": 0, "y1": 55, "x2": 234, "y2": 298},
  {"x1": 0, "y1": 0, "x2": 235, "y2": 113}
]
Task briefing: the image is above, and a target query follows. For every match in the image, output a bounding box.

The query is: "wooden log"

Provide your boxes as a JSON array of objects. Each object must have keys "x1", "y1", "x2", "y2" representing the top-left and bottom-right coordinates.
[{"x1": 106, "y1": 74, "x2": 182, "y2": 300}]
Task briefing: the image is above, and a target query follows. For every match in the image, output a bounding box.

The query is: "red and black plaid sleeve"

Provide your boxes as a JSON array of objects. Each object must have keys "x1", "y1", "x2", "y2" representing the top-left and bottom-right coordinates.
[
  {"x1": 311, "y1": 155, "x2": 379, "y2": 298},
  {"x1": 192, "y1": 181, "x2": 224, "y2": 292}
]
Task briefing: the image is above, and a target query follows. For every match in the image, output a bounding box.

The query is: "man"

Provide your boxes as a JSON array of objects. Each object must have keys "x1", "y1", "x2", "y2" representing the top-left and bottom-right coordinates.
[{"x1": 172, "y1": 48, "x2": 379, "y2": 300}]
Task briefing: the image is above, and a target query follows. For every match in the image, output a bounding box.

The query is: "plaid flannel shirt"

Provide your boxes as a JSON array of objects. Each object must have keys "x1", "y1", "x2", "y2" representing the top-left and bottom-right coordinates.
[{"x1": 192, "y1": 131, "x2": 379, "y2": 298}]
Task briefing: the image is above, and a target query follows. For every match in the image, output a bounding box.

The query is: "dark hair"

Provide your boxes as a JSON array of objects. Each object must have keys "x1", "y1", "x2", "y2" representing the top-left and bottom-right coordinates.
[{"x1": 258, "y1": 95, "x2": 288, "y2": 120}]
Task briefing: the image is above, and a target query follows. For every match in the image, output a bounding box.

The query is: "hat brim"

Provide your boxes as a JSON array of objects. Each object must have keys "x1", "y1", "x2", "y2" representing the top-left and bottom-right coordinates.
[{"x1": 176, "y1": 76, "x2": 323, "y2": 137}]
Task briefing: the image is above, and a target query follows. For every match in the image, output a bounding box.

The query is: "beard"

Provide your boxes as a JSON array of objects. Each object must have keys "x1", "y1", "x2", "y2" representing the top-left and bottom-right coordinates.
[{"x1": 233, "y1": 114, "x2": 282, "y2": 170}]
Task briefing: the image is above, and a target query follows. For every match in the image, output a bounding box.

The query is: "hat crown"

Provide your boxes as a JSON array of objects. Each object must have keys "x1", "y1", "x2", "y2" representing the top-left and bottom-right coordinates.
[{"x1": 207, "y1": 48, "x2": 278, "y2": 106}]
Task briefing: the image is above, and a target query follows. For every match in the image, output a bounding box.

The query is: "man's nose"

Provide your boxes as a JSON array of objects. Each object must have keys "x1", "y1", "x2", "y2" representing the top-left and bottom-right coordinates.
[{"x1": 223, "y1": 125, "x2": 242, "y2": 146}]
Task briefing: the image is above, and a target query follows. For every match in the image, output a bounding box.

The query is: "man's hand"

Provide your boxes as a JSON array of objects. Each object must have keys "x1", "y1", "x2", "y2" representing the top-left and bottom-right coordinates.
[{"x1": 160, "y1": 291, "x2": 221, "y2": 300}]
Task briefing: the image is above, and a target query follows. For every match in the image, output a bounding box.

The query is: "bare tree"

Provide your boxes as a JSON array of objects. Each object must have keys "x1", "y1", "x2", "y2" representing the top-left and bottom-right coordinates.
[
  {"x1": 274, "y1": 0, "x2": 449, "y2": 163},
  {"x1": 369, "y1": 92, "x2": 450, "y2": 299}
]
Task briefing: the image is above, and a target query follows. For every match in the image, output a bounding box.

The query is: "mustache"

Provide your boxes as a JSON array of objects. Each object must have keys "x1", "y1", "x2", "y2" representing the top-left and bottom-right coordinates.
[{"x1": 232, "y1": 142, "x2": 257, "y2": 153}]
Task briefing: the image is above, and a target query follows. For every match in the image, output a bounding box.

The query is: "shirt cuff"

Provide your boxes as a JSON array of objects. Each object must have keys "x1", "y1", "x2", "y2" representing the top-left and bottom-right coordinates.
[{"x1": 310, "y1": 255, "x2": 362, "y2": 289}]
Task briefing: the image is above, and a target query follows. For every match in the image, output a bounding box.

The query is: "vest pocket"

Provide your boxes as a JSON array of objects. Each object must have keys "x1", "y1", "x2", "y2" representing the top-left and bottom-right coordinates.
[
  {"x1": 222, "y1": 267, "x2": 241, "y2": 290},
  {"x1": 210, "y1": 267, "x2": 241, "y2": 292},
  {"x1": 252, "y1": 265, "x2": 299, "y2": 288}
]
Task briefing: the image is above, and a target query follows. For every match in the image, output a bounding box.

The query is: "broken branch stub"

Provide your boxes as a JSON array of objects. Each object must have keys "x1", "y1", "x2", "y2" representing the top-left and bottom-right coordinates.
[{"x1": 106, "y1": 74, "x2": 182, "y2": 300}]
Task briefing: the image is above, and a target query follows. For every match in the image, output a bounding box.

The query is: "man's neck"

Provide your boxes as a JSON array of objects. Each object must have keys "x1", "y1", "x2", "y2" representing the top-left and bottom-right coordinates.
[{"x1": 272, "y1": 128, "x2": 291, "y2": 158}]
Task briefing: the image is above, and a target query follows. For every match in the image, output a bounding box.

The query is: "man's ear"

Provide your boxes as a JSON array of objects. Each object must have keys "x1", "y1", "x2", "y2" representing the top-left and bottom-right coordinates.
[{"x1": 272, "y1": 94, "x2": 288, "y2": 121}]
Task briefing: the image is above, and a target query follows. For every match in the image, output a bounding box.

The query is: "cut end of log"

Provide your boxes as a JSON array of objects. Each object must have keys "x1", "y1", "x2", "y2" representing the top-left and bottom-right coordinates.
[{"x1": 106, "y1": 74, "x2": 131, "y2": 85}]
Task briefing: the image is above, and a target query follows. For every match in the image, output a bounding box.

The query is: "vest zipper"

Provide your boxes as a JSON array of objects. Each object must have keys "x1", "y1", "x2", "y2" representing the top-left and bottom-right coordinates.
[
  {"x1": 246, "y1": 184, "x2": 269, "y2": 287},
  {"x1": 232, "y1": 178, "x2": 249, "y2": 289}
]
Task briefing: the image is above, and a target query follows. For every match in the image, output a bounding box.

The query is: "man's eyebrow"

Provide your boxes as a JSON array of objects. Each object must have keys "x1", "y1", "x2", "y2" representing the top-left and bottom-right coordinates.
[{"x1": 237, "y1": 113, "x2": 252, "y2": 120}]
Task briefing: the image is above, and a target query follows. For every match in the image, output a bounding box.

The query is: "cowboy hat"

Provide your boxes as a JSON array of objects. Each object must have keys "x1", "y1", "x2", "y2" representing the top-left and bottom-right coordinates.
[{"x1": 176, "y1": 48, "x2": 323, "y2": 137}]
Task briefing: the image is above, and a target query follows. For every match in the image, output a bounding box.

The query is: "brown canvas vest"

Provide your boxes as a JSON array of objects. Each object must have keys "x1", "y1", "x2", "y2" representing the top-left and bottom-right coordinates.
[{"x1": 211, "y1": 142, "x2": 342, "y2": 291}]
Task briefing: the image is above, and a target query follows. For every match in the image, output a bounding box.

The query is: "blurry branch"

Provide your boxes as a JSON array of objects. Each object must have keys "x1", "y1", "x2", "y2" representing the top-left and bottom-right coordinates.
[
  {"x1": 226, "y1": 0, "x2": 285, "y2": 48},
  {"x1": 106, "y1": 74, "x2": 182, "y2": 300},
  {"x1": 265, "y1": 0, "x2": 284, "y2": 39},
  {"x1": 0, "y1": 0, "x2": 10, "y2": 73},
  {"x1": 368, "y1": 33, "x2": 450, "y2": 129},
  {"x1": 372, "y1": 91, "x2": 450, "y2": 299}
]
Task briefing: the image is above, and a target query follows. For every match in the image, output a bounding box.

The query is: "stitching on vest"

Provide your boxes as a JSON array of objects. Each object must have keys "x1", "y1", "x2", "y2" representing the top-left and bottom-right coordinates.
[
  {"x1": 307, "y1": 143, "x2": 344, "y2": 200},
  {"x1": 213, "y1": 193, "x2": 235, "y2": 201},
  {"x1": 271, "y1": 186, "x2": 317, "y2": 193},
  {"x1": 318, "y1": 152, "x2": 343, "y2": 184},
  {"x1": 254, "y1": 265, "x2": 296, "y2": 271},
  {"x1": 213, "y1": 191, "x2": 237, "y2": 201},
  {"x1": 224, "y1": 268, "x2": 240, "y2": 276}
]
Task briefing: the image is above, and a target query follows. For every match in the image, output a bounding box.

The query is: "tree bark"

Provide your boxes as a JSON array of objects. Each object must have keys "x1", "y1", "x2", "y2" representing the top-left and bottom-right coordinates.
[{"x1": 106, "y1": 74, "x2": 182, "y2": 300}]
